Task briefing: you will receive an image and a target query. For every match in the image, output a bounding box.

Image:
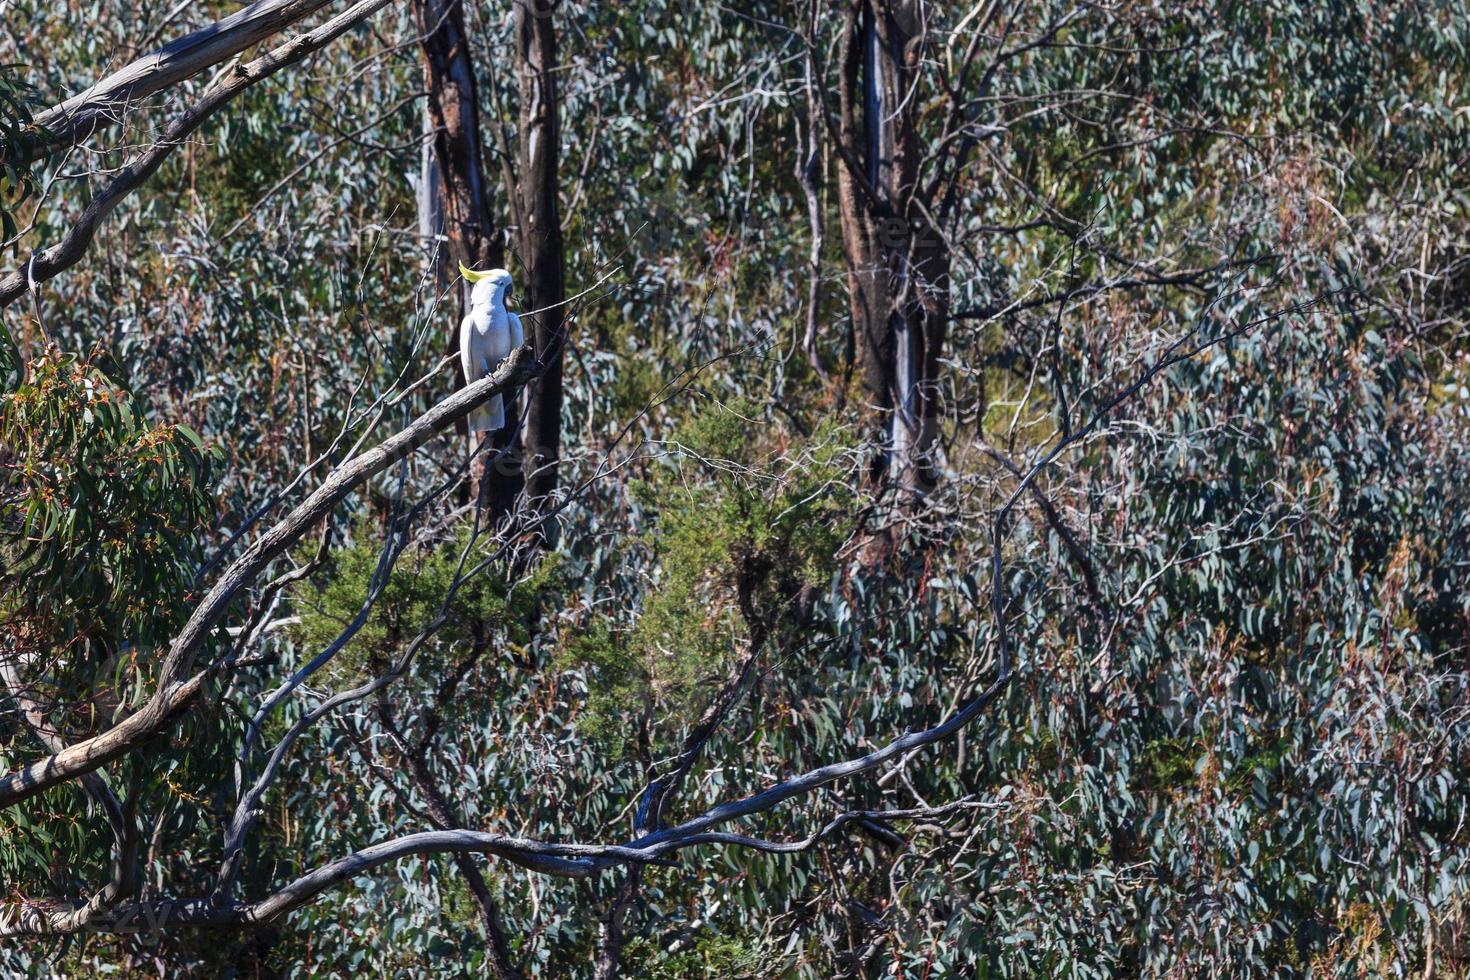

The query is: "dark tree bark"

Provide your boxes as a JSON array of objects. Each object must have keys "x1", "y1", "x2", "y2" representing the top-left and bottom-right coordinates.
[
  {"x1": 834, "y1": 0, "x2": 949, "y2": 497},
  {"x1": 415, "y1": 0, "x2": 501, "y2": 275},
  {"x1": 513, "y1": 0, "x2": 568, "y2": 517},
  {"x1": 413, "y1": 0, "x2": 522, "y2": 515}
]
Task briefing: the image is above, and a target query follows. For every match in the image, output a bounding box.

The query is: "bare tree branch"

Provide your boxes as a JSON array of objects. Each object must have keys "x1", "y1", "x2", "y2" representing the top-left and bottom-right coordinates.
[
  {"x1": 0, "y1": 802, "x2": 985, "y2": 937},
  {"x1": 0, "y1": 345, "x2": 536, "y2": 809},
  {"x1": 0, "y1": 0, "x2": 403, "y2": 310},
  {"x1": 13, "y1": 0, "x2": 338, "y2": 166},
  {"x1": 0, "y1": 291, "x2": 1333, "y2": 939}
]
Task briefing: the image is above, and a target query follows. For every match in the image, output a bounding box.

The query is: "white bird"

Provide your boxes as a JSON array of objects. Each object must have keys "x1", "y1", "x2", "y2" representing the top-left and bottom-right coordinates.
[{"x1": 458, "y1": 263, "x2": 524, "y2": 432}]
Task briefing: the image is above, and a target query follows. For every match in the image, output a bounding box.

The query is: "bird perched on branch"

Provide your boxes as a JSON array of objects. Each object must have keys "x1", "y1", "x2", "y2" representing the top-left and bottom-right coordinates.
[{"x1": 458, "y1": 263, "x2": 524, "y2": 432}]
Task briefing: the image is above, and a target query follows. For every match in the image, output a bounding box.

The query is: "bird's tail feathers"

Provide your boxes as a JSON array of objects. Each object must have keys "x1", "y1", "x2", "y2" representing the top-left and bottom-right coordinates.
[{"x1": 467, "y1": 394, "x2": 505, "y2": 433}]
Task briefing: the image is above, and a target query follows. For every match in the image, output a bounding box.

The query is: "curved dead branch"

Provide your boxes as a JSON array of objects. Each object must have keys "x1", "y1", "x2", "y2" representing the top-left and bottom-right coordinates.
[
  {"x1": 0, "y1": 290, "x2": 1330, "y2": 939},
  {"x1": 13, "y1": 0, "x2": 338, "y2": 167},
  {"x1": 0, "y1": 0, "x2": 402, "y2": 310},
  {"x1": 0, "y1": 344, "x2": 536, "y2": 809}
]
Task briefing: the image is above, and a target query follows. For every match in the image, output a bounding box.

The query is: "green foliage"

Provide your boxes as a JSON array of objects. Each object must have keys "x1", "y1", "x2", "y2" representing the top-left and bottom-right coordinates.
[
  {"x1": 561, "y1": 619, "x2": 644, "y2": 744},
  {"x1": 927, "y1": 310, "x2": 1470, "y2": 977},
  {"x1": 2, "y1": 2, "x2": 1469, "y2": 976},
  {"x1": 293, "y1": 528, "x2": 564, "y2": 683},
  {"x1": 0, "y1": 352, "x2": 218, "y2": 929},
  {"x1": 564, "y1": 396, "x2": 857, "y2": 743},
  {"x1": 1141, "y1": 736, "x2": 1200, "y2": 796},
  {"x1": 0, "y1": 778, "x2": 108, "y2": 901},
  {"x1": 0, "y1": 61, "x2": 38, "y2": 244},
  {"x1": 0, "y1": 352, "x2": 217, "y2": 666},
  {"x1": 624, "y1": 929, "x2": 778, "y2": 978}
]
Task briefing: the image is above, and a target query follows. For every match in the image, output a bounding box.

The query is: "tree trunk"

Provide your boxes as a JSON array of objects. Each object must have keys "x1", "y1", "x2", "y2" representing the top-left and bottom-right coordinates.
[
  {"x1": 796, "y1": 5, "x2": 828, "y2": 380},
  {"x1": 409, "y1": 6, "x2": 521, "y2": 961},
  {"x1": 414, "y1": 0, "x2": 523, "y2": 514},
  {"x1": 836, "y1": 0, "x2": 891, "y2": 427},
  {"x1": 416, "y1": 0, "x2": 501, "y2": 274},
  {"x1": 834, "y1": 0, "x2": 948, "y2": 497},
  {"x1": 416, "y1": 103, "x2": 447, "y2": 284},
  {"x1": 513, "y1": 0, "x2": 567, "y2": 519}
]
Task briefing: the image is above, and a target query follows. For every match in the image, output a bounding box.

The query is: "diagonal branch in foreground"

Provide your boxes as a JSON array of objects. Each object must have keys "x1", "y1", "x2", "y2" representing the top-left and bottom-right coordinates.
[
  {"x1": 0, "y1": 294, "x2": 1331, "y2": 939},
  {"x1": 0, "y1": 0, "x2": 402, "y2": 310},
  {"x1": 12, "y1": 0, "x2": 339, "y2": 167},
  {"x1": 0, "y1": 345, "x2": 536, "y2": 810}
]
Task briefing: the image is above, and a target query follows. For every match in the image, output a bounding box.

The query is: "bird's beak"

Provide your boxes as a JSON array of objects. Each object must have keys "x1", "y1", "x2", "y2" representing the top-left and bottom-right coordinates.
[{"x1": 459, "y1": 262, "x2": 493, "y2": 282}]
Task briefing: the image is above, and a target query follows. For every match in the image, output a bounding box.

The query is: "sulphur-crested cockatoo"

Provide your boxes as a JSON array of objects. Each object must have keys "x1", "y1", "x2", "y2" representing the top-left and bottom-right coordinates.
[{"x1": 458, "y1": 263, "x2": 524, "y2": 432}]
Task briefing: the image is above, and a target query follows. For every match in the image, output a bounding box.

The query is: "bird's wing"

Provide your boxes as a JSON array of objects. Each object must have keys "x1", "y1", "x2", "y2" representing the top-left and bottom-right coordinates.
[
  {"x1": 487, "y1": 306, "x2": 511, "y2": 362},
  {"x1": 459, "y1": 311, "x2": 478, "y2": 383},
  {"x1": 507, "y1": 310, "x2": 525, "y2": 350}
]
